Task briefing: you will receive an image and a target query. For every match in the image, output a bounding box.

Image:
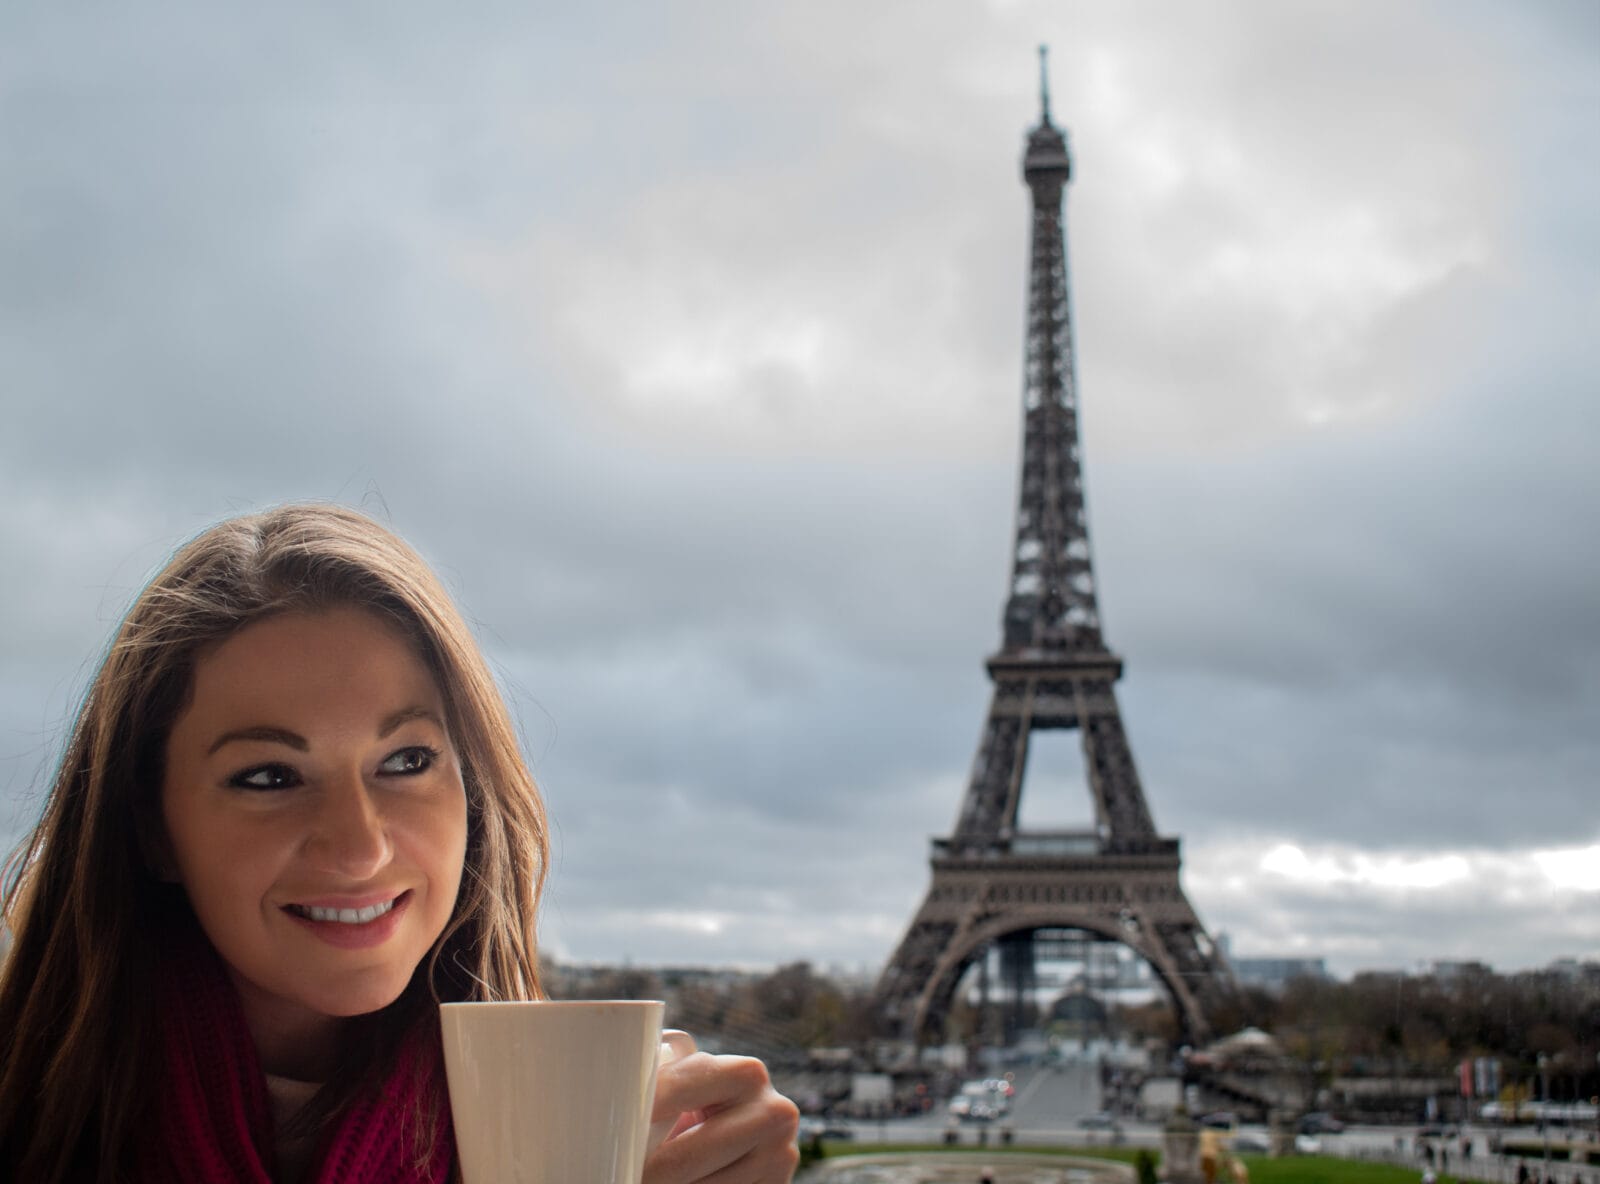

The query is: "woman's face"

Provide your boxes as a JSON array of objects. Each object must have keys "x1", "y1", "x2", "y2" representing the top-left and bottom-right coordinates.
[{"x1": 161, "y1": 606, "x2": 468, "y2": 1074}]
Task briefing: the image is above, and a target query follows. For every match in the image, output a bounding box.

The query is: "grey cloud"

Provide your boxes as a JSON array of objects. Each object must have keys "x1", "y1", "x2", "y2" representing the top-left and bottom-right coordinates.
[{"x1": 1203, "y1": 857, "x2": 1600, "y2": 972}]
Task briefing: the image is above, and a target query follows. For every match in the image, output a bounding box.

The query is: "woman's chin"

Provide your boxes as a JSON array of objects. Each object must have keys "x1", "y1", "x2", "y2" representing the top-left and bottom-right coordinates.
[{"x1": 323, "y1": 983, "x2": 413, "y2": 1019}]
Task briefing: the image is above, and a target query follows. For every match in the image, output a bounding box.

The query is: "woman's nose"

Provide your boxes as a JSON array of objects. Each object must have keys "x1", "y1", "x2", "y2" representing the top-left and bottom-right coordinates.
[{"x1": 306, "y1": 772, "x2": 393, "y2": 878}]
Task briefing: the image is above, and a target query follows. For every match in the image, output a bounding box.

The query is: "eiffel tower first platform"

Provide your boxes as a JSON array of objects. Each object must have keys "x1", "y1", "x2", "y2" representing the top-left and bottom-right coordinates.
[{"x1": 875, "y1": 51, "x2": 1236, "y2": 1047}]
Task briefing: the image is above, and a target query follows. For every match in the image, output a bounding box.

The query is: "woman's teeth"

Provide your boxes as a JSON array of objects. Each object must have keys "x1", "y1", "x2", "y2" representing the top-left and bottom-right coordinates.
[{"x1": 292, "y1": 898, "x2": 397, "y2": 924}]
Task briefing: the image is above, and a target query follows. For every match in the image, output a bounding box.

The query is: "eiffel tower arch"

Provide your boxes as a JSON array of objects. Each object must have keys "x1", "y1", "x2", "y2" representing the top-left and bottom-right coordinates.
[{"x1": 876, "y1": 50, "x2": 1236, "y2": 1048}]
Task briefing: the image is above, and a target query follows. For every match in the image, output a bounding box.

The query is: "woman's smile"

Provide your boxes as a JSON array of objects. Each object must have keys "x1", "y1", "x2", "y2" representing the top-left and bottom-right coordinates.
[
  {"x1": 285, "y1": 893, "x2": 403, "y2": 924},
  {"x1": 282, "y1": 890, "x2": 414, "y2": 949}
]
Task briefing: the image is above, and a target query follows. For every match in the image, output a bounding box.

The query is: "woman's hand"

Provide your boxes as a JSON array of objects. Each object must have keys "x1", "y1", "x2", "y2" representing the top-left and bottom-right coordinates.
[{"x1": 644, "y1": 1032, "x2": 800, "y2": 1184}]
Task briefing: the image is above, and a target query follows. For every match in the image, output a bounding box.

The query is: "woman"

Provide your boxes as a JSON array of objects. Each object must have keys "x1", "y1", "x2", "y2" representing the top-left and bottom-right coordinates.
[{"x1": 0, "y1": 503, "x2": 799, "y2": 1182}]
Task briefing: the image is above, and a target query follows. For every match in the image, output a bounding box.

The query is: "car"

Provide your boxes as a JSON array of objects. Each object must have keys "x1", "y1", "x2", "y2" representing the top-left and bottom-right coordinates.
[
  {"x1": 947, "y1": 1095, "x2": 1001, "y2": 1122},
  {"x1": 1297, "y1": 1112, "x2": 1346, "y2": 1135},
  {"x1": 950, "y1": 1079, "x2": 1010, "y2": 1121},
  {"x1": 1078, "y1": 1112, "x2": 1118, "y2": 1129},
  {"x1": 1200, "y1": 1112, "x2": 1239, "y2": 1131},
  {"x1": 1232, "y1": 1131, "x2": 1271, "y2": 1153},
  {"x1": 981, "y1": 1076, "x2": 1017, "y2": 1100},
  {"x1": 798, "y1": 1119, "x2": 853, "y2": 1142}
]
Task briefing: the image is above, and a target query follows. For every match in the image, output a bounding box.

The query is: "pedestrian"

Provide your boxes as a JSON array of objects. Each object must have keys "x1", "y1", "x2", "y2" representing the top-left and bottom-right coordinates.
[
  {"x1": 0, "y1": 504, "x2": 801, "y2": 1182},
  {"x1": 1202, "y1": 1128, "x2": 1222, "y2": 1184}
]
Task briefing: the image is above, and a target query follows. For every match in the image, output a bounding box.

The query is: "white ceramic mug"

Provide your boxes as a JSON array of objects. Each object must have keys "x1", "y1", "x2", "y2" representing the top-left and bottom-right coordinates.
[{"x1": 441, "y1": 999, "x2": 677, "y2": 1184}]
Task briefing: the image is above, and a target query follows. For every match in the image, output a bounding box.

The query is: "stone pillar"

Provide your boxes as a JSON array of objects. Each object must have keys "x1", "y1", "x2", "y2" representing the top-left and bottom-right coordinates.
[
  {"x1": 1269, "y1": 1109, "x2": 1296, "y2": 1158},
  {"x1": 1162, "y1": 1111, "x2": 1203, "y2": 1184}
]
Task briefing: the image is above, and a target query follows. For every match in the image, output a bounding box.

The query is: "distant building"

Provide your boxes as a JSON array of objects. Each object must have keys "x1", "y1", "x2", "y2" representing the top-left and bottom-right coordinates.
[
  {"x1": 1543, "y1": 957, "x2": 1600, "y2": 986},
  {"x1": 544, "y1": 959, "x2": 763, "y2": 996},
  {"x1": 1230, "y1": 957, "x2": 1332, "y2": 992},
  {"x1": 1212, "y1": 932, "x2": 1331, "y2": 993},
  {"x1": 1429, "y1": 960, "x2": 1493, "y2": 983}
]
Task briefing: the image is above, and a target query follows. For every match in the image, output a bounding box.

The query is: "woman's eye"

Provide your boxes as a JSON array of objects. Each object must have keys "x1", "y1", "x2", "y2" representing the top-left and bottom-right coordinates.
[
  {"x1": 379, "y1": 745, "x2": 439, "y2": 776},
  {"x1": 227, "y1": 763, "x2": 302, "y2": 791}
]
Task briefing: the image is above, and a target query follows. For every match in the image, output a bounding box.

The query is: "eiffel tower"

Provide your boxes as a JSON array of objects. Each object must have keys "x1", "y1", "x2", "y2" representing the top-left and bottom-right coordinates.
[{"x1": 876, "y1": 49, "x2": 1235, "y2": 1047}]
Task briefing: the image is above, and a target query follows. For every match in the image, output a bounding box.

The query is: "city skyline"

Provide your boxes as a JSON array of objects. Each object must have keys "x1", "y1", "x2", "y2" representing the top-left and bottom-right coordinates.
[{"x1": 2, "y1": 2, "x2": 1596, "y2": 982}]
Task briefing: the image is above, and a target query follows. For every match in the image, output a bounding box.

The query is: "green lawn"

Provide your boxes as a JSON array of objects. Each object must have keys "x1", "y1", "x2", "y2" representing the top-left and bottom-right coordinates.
[{"x1": 1230, "y1": 1157, "x2": 1425, "y2": 1184}]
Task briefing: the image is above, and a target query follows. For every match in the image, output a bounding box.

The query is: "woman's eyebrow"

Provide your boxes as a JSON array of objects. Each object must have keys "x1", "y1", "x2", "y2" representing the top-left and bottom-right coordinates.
[
  {"x1": 204, "y1": 709, "x2": 441, "y2": 755},
  {"x1": 378, "y1": 706, "x2": 444, "y2": 738},
  {"x1": 206, "y1": 726, "x2": 308, "y2": 755}
]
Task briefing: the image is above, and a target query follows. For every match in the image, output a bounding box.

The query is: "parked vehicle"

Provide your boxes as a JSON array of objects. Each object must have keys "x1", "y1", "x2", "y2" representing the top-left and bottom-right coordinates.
[
  {"x1": 947, "y1": 1078, "x2": 1012, "y2": 1123},
  {"x1": 946, "y1": 1094, "x2": 1002, "y2": 1122},
  {"x1": 1077, "y1": 1112, "x2": 1118, "y2": 1130},
  {"x1": 1199, "y1": 1112, "x2": 1238, "y2": 1131},
  {"x1": 1297, "y1": 1112, "x2": 1345, "y2": 1135}
]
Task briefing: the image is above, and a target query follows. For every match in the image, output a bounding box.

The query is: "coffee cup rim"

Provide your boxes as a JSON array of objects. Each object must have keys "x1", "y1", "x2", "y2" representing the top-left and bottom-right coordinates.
[{"x1": 440, "y1": 999, "x2": 666, "y2": 1010}]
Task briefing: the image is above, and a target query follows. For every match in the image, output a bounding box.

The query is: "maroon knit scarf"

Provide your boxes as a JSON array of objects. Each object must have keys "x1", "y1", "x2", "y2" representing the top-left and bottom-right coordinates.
[{"x1": 135, "y1": 935, "x2": 454, "y2": 1183}]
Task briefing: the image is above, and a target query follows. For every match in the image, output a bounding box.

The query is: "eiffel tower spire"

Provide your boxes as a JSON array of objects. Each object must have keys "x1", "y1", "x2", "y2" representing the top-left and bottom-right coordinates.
[{"x1": 1038, "y1": 44, "x2": 1052, "y2": 124}]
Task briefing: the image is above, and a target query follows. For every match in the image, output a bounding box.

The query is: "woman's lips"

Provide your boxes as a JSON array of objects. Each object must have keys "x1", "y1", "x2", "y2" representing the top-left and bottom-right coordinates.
[{"x1": 283, "y1": 889, "x2": 412, "y2": 949}]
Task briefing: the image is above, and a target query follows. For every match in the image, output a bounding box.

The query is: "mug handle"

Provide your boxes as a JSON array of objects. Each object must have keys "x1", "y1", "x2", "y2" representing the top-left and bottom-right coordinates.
[{"x1": 648, "y1": 1029, "x2": 701, "y2": 1153}]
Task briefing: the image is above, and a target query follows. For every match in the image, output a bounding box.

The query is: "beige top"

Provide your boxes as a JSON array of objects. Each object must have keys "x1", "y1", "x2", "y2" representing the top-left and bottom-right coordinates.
[{"x1": 265, "y1": 1073, "x2": 322, "y2": 1184}]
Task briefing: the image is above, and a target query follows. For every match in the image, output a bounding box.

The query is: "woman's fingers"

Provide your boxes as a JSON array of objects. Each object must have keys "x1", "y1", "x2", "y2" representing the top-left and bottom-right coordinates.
[
  {"x1": 646, "y1": 1051, "x2": 800, "y2": 1184},
  {"x1": 651, "y1": 1030, "x2": 706, "y2": 1144},
  {"x1": 659, "y1": 1028, "x2": 698, "y2": 1066},
  {"x1": 652, "y1": 1051, "x2": 767, "y2": 1119},
  {"x1": 656, "y1": 1144, "x2": 799, "y2": 1184}
]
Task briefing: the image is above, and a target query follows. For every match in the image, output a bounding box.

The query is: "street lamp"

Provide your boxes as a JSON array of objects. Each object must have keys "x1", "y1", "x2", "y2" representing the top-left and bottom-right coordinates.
[
  {"x1": 1593, "y1": 1050, "x2": 1599, "y2": 1147},
  {"x1": 1537, "y1": 1054, "x2": 1549, "y2": 1174}
]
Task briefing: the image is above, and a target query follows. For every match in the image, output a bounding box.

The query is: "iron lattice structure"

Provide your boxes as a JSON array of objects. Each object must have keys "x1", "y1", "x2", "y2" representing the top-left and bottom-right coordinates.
[{"x1": 876, "y1": 52, "x2": 1235, "y2": 1047}]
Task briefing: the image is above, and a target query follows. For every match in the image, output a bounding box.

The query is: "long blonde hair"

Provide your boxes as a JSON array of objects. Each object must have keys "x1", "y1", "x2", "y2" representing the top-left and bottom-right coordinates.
[{"x1": 0, "y1": 503, "x2": 548, "y2": 1180}]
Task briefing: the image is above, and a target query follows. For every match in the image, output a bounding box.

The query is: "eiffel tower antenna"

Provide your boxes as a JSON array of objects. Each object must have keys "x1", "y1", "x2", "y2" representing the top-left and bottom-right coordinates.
[
  {"x1": 1038, "y1": 44, "x2": 1052, "y2": 124},
  {"x1": 875, "y1": 53, "x2": 1236, "y2": 1048}
]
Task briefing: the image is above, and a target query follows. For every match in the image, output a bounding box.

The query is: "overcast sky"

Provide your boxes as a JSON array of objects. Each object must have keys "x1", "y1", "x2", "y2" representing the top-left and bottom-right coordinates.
[{"x1": 3, "y1": 1, "x2": 1596, "y2": 988}]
